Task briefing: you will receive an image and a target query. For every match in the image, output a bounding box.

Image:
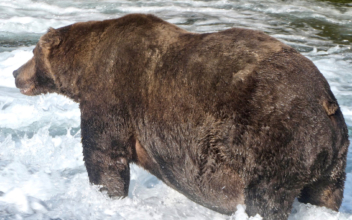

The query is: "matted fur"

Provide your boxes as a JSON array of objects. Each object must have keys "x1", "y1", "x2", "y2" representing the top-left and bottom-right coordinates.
[{"x1": 13, "y1": 14, "x2": 349, "y2": 220}]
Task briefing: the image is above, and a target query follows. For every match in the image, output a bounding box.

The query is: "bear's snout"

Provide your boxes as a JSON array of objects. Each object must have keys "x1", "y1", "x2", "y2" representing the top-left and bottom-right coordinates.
[
  {"x1": 13, "y1": 69, "x2": 19, "y2": 78},
  {"x1": 12, "y1": 59, "x2": 37, "y2": 95}
]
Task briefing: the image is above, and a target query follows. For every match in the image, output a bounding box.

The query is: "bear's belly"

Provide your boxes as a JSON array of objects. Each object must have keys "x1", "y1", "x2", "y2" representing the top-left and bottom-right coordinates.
[{"x1": 134, "y1": 139, "x2": 245, "y2": 215}]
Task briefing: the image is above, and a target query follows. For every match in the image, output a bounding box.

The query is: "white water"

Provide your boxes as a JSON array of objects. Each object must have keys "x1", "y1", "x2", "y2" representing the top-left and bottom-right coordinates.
[{"x1": 0, "y1": 0, "x2": 351, "y2": 219}]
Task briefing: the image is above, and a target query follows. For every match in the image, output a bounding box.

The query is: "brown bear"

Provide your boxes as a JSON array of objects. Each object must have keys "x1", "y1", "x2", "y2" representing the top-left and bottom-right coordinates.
[{"x1": 13, "y1": 14, "x2": 349, "y2": 220}]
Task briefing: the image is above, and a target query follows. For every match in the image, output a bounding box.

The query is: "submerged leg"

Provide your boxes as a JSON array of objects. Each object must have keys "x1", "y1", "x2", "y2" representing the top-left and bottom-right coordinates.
[
  {"x1": 298, "y1": 171, "x2": 345, "y2": 211},
  {"x1": 80, "y1": 108, "x2": 133, "y2": 198},
  {"x1": 245, "y1": 185, "x2": 298, "y2": 220}
]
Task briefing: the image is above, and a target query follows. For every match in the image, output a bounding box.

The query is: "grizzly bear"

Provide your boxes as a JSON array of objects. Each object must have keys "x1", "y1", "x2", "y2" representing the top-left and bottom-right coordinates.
[{"x1": 13, "y1": 14, "x2": 349, "y2": 220}]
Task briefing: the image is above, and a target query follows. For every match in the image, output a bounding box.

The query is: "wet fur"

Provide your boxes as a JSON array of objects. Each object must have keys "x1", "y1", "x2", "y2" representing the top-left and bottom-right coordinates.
[{"x1": 13, "y1": 14, "x2": 349, "y2": 219}]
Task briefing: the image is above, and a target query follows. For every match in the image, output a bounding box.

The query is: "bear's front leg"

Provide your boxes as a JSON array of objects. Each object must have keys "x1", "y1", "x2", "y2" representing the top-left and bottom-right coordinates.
[{"x1": 80, "y1": 111, "x2": 132, "y2": 198}]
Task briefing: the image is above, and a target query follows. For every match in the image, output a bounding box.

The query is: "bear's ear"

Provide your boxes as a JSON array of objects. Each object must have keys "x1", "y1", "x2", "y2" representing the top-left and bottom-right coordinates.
[{"x1": 40, "y1": 27, "x2": 61, "y2": 50}]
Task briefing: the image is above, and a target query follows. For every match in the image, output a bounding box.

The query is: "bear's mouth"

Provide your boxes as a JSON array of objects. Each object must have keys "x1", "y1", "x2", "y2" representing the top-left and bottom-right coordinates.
[{"x1": 20, "y1": 85, "x2": 35, "y2": 95}]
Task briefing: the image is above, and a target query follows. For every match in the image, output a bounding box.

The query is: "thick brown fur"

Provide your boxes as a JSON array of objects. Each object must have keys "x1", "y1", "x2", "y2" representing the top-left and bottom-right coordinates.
[{"x1": 13, "y1": 14, "x2": 349, "y2": 220}]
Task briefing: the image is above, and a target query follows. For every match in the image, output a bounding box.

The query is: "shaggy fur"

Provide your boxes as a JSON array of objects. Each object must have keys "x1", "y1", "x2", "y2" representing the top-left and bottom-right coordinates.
[{"x1": 13, "y1": 14, "x2": 349, "y2": 219}]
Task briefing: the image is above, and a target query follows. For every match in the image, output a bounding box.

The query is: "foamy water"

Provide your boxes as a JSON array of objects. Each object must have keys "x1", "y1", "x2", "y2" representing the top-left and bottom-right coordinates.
[{"x1": 0, "y1": 0, "x2": 351, "y2": 219}]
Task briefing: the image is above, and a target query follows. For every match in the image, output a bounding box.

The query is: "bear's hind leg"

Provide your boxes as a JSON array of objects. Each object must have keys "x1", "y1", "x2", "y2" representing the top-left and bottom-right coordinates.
[
  {"x1": 245, "y1": 186, "x2": 299, "y2": 220},
  {"x1": 298, "y1": 172, "x2": 345, "y2": 211}
]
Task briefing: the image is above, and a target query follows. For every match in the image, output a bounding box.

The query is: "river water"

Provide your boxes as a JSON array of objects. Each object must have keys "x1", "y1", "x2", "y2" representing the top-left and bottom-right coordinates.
[{"x1": 0, "y1": 0, "x2": 351, "y2": 219}]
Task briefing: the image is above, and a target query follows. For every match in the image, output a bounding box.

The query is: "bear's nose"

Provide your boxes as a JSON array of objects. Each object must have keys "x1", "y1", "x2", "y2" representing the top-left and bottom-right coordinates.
[{"x1": 13, "y1": 70, "x2": 19, "y2": 78}]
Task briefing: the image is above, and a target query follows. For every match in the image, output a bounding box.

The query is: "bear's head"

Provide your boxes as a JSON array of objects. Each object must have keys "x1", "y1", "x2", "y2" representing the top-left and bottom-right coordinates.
[{"x1": 13, "y1": 28, "x2": 61, "y2": 96}]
